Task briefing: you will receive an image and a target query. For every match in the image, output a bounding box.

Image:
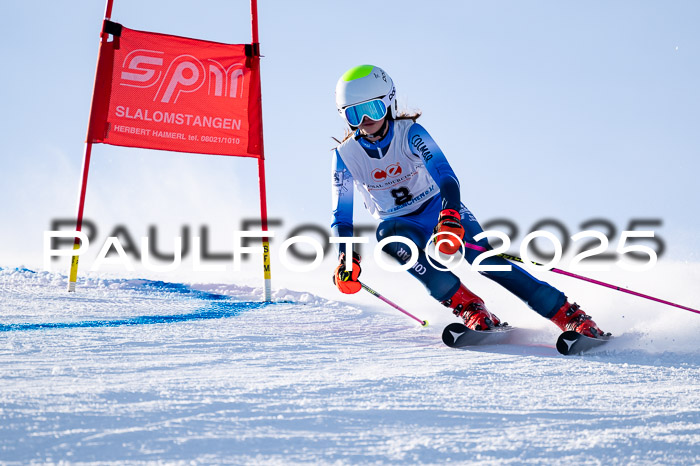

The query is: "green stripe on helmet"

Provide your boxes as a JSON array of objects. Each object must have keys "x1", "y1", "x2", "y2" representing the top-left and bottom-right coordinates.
[{"x1": 340, "y1": 65, "x2": 374, "y2": 82}]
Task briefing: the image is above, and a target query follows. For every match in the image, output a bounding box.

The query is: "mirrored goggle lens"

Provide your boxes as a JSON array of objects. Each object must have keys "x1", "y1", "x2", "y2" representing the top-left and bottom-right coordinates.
[{"x1": 344, "y1": 99, "x2": 387, "y2": 127}]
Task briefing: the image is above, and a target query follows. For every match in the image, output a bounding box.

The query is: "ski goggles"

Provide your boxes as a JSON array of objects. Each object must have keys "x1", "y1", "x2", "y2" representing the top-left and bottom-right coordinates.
[{"x1": 343, "y1": 98, "x2": 388, "y2": 127}]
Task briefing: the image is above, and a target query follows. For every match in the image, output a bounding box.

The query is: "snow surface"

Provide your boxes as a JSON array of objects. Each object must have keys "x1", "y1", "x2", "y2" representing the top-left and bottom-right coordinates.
[{"x1": 1, "y1": 264, "x2": 699, "y2": 464}]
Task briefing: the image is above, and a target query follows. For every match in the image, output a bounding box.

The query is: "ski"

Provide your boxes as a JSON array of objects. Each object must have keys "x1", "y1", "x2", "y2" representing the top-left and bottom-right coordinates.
[
  {"x1": 555, "y1": 330, "x2": 612, "y2": 355},
  {"x1": 442, "y1": 322, "x2": 516, "y2": 348}
]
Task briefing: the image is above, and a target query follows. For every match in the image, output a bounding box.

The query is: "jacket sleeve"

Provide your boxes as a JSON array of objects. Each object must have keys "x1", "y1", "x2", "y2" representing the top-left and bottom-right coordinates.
[
  {"x1": 331, "y1": 149, "x2": 354, "y2": 256},
  {"x1": 407, "y1": 123, "x2": 461, "y2": 212}
]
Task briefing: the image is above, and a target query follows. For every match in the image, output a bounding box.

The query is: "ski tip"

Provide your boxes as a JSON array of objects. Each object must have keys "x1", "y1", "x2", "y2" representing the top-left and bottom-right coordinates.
[
  {"x1": 444, "y1": 322, "x2": 467, "y2": 333},
  {"x1": 556, "y1": 331, "x2": 580, "y2": 355},
  {"x1": 441, "y1": 322, "x2": 516, "y2": 349},
  {"x1": 556, "y1": 330, "x2": 611, "y2": 356},
  {"x1": 441, "y1": 323, "x2": 465, "y2": 346}
]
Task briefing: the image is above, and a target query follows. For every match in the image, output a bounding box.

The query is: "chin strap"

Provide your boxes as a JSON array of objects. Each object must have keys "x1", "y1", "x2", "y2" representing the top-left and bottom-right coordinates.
[{"x1": 354, "y1": 118, "x2": 390, "y2": 141}]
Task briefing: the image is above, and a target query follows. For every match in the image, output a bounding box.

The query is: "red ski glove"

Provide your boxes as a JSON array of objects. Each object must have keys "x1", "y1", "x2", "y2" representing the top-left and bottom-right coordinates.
[
  {"x1": 434, "y1": 208, "x2": 465, "y2": 255},
  {"x1": 332, "y1": 252, "x2": 362, "y2": 294}
]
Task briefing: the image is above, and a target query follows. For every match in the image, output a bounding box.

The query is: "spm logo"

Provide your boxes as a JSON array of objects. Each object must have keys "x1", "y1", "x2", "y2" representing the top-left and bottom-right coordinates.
[{"x1": 120, "y1": 50, "x2": 245, "y2": 104}]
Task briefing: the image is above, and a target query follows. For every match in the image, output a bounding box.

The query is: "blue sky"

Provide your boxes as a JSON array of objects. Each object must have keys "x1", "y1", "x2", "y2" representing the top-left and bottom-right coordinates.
[{"x1": 1, "y1": 0, "x2": 698, "y2": 271}]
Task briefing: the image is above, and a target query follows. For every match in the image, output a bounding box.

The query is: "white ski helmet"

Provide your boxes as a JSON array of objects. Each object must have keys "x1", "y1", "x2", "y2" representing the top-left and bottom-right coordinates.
[{"x1": 335, "y1": 65, "x2": 397, "y2": 127}]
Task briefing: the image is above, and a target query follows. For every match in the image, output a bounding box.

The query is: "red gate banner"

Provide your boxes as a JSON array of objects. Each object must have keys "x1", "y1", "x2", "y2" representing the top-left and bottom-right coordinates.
[{"x1": 88, "y1": 21, "x2": 263, "y2": 158}]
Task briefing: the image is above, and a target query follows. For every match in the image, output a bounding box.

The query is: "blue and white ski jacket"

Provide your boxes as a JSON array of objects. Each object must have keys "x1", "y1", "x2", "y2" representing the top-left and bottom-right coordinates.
[{"x1": 332, "y1": 119, "x2": 461, "y2": 238}]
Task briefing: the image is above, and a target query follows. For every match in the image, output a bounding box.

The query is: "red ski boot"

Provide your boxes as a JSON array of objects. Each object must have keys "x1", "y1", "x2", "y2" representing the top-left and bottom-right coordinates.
[
  {"x1": 442, "y1": 283, "x2": 501, "y2": 330},
  {"x1": 550, "y1": 301, "x2": 606, "y2": 338}
]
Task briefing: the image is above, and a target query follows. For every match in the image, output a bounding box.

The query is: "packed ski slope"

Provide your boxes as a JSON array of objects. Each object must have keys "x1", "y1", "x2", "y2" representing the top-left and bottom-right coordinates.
[{"x1": 1, "y1": 264, "x2": 699, "y2": 464}]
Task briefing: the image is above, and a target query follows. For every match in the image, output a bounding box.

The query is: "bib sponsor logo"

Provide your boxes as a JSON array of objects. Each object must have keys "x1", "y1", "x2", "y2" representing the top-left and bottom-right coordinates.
[
  {"x1": 372, "y1": 168, "x2": 387, "y2": 181},
  {"x1": 372, "y1": 163, "x2": 403, "y2": 181},
  {"x1": 387, "y1": 163, "x2": 402, "y2": 177}
]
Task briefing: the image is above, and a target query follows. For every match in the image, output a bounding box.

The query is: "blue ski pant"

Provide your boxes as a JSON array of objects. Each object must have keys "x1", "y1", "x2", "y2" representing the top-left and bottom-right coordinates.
[{"x1": 376, "y1": 195, "x2": 566, "y2": 319}]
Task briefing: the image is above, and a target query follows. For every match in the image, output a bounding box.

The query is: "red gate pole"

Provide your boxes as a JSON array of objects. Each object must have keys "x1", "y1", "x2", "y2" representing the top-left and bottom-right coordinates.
[
  {"x1": 67, "y1": 0, "x2": 116, "y2": 292},
  {"x1": 250, "y1": 0, "x2": 272, "y2": 301}
]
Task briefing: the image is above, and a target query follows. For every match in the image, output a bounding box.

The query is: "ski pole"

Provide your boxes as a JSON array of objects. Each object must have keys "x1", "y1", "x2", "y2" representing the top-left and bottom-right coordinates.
[
  {"x1": 360, "y1": 281, "x2": 429, "y2": 327},
  {"x1": 463, "y1": 242, "x2": 700, "y2": 316}
]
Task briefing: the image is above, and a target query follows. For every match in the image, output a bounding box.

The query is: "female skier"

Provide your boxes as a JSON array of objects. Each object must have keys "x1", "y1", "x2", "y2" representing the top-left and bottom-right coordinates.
[{"x1": 330, "y1": 64, "x2": 606, "y2": 338}]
